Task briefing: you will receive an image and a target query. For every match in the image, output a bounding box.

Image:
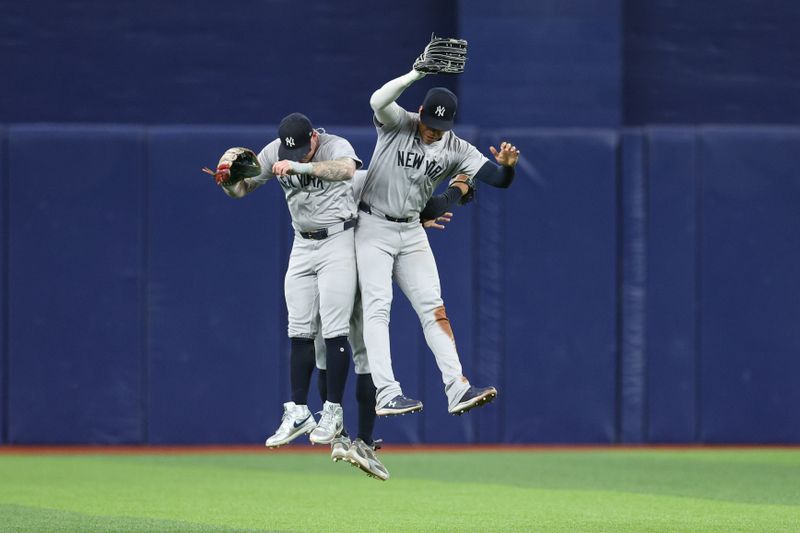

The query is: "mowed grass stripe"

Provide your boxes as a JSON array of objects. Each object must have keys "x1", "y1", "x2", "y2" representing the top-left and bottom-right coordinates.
[
  {"x1": 0, "y1": 504, "x2": 255, "y2": 533},
  {"x1": 1, "y1": 450, "x2": 798, "y2": 532}
]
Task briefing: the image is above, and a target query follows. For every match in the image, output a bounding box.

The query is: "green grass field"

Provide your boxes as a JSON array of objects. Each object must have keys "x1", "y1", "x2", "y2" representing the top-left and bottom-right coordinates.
[{"x1": 1, "y1": 447, "x2": 798, "y2": 532}]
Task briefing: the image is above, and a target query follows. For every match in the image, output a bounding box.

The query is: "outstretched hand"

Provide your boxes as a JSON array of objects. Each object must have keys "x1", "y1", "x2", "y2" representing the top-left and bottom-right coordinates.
[
  {"x1": 422, "y1": 212, "x2": 453, "y2": 230},
  {"x1": 489, "y1": 142, "x2": 520, "y2": 167}
]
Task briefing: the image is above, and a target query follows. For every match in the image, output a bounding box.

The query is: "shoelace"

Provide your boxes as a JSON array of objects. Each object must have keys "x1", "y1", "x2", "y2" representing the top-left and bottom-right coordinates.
[
  {"x1": 360, "y1": 443, "x2": 376, "y2": 460},
  {"x1": 316, "y1": 408, "x2": 336, "y2": 433}
]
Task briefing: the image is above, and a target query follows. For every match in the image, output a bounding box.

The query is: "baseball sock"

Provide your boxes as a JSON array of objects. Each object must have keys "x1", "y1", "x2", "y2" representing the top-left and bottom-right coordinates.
[
  {"x1": 324, "y1": 336, "x2": 350, "y2": 404},
  {"x1": 290, "y1": 337, "x2": 316, "y2": 405},
  {"x1": 317, "y1": 369, "x2": 327, "y2": 404},
  {"x1": 356, "y1": 373, "x2": 377, "y2": 445}
]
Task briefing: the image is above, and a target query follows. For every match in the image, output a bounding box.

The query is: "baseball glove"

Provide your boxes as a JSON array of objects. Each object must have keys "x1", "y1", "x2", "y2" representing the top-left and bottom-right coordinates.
[
  {"x1": 202, "y1": 147, "x2": 261, "y2": 186},
  {"x1": 450, "y1": 174, "x2": 476, "y2": 205},
  {"x1": 413, "y1": 34, "x2": 468, "y2": 75}
]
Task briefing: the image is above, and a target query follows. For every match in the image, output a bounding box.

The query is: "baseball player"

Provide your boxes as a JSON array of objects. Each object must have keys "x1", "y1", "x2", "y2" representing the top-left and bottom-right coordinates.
[
  {"x1": 211, "y1": 112, "x2": 362, "y2": 448},
  {"x1": 262, "y1": 168, "x2": 454, "y2": 481},
  {"x1": 357, "y1": 64, "x2": 520, "y2": 417},
  {"x1": 320, "y1": 171, "x2": 454, "y2": 481}
]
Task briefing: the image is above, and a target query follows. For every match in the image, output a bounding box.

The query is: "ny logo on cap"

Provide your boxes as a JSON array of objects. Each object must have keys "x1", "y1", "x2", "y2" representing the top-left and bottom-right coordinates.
[
  {"x1": 285, "y1": 137, "x2": 295, "y2": 147},
  {"x1": 435, "y1": 106, "x2": 446, "y2": 117}
]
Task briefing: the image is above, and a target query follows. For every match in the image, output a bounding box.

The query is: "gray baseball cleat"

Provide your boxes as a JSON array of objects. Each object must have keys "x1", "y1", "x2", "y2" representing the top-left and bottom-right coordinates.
[
  {"x1": 448, "y1": 386, "x2": 498, "y2": 415},
  {"x1": 265, "y1": 402, "x2": 316, "y2": 448},
  {"x1": 309, "y1": 401, "x2": 344, "y2": 445},
  {"x1": 346, "y1": 439, "x2": 390, "y2": 481},
  {"x1": 330, "y1": 435, "x2": 351, "y2": 462},
  {"x1": 375, "y1": 394, "x2": 423, "y2": 416}
]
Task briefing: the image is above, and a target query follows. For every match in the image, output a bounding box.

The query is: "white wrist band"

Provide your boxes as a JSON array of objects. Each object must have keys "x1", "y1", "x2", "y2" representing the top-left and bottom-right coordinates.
[{"x1": 291, "y1": 162, "x2": 313, "y2": 174}]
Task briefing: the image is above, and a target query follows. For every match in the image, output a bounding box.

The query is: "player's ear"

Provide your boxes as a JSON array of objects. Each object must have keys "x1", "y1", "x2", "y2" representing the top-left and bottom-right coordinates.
[{"x1": 418, "y1": 105, "x2": 424, "y2": 114}]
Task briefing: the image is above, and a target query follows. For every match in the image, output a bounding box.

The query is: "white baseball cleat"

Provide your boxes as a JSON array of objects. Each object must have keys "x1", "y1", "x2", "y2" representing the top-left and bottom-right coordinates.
[
  {"x1": 265, "y1": 402, "x2": 316, "y2": 448},
  {"x1": 309, "y1": 401, "x2": 344, "y2": 445},
  {"x1": 330, "y1": 435, "x2": 351, "y2": 462},
  {"x1": 346, "y1": 439, "x2": 390, "y2": 481}
]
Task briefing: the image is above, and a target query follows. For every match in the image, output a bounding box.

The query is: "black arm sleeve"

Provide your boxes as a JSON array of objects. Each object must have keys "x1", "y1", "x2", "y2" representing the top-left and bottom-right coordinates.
[
  {"x1": 474, "y1": 161, "x2": 515, "y2": 188},
  {"x1": 420, "y1": 186, "x2": 463, "y2": 220}
]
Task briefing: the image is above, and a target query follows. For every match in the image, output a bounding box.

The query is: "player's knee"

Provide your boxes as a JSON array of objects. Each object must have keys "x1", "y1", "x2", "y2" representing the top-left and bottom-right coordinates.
[
  {"x1": 364, "y1": 306, "x2": 391, "y2": 326},
  {"x1": 416, "y1": 295, "x2": 444, "y2": 317},
  {"x1": 426, "y1": 305, "x2": 455, "y2": 341}
]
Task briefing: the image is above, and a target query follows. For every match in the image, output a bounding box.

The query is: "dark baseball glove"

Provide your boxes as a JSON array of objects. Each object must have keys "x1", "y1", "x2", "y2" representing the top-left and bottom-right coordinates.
[
  {"x1": 450, "y1": 174, "x2": 477, "y2": 205},
  {"x1": 202, "y1": 147, "x2": 261, "y2": 186},
  {"x1": 413, "y1": 34, "x2": 468, "y2": 75}
]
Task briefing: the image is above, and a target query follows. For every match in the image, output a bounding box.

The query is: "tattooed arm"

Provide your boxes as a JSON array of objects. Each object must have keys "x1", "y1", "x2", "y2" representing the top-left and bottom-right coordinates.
[
  {"x1": 309, "y1": 157, "x2": 357, "y2": 181},
  {"x1": 272, "y1": 157, "x2": 356, "y2": 182}
]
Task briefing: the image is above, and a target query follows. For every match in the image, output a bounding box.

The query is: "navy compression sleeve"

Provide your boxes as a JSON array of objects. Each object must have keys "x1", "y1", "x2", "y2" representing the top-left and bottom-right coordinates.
[
  {"x1": 475, "y1": 161, "x2": 515, "y2": 188},
  {"x1": 420, "y1": 186, "x2": 463, "y2": 220}
]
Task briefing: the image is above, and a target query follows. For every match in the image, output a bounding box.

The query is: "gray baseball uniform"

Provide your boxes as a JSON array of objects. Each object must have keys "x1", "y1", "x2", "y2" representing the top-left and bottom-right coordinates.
[
  {"x1": 315, "y1": 170, "x2": 370, "y2": 373},
  {"x1": 357, "y1": 111, "x2": 488, "y2": 411},
  {"x1": 250, "y1": 133, "x2": 363, "y2": 339}
]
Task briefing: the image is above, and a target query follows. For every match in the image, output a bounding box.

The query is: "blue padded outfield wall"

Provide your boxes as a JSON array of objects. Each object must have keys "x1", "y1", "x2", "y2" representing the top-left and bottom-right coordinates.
[
  {"x1": 6, "y1": 126, "x2": 147, "y2": 444},
  {"x1": 624, "y1": 1, "x2": 800, "y2": 124},
  {"x1": 1, "y1": 0, "x2": 800, "y2": 444},
  {"x1": 6, "y1": 0, "x2": 799, "y2": 127},
  {"x1": 0, "y1": 1, "x2": 458, "y2": 125},
  {"x1": 1, "y1": 125, "x2": 799, "y2": 445},
  {"x1": 1, "y1": 128, "x2": 6, "y2": 444},
  {"x1": 458, "y1": 0, "x2": 623, "y2": 127}
]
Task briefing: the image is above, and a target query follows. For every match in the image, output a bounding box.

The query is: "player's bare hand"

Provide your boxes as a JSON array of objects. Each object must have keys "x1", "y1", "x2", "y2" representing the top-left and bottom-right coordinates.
[
  {"x1": 489, "y1": 142, "x2": 520, "y2": 167},
  {"x1": 272, "y1": 160, "x2": 295, "y2": 176},
  {"x1": 202, "y1": 163, "x2": 232, "y2": 185},
  {"x1": 423, "y1": 212, "x2": 453, "y2": 230}
]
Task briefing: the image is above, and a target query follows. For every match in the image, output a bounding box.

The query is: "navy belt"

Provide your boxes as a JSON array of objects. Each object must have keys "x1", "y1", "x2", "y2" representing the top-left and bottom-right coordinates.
[
  {"x1": 358, "y1": 201, "x2": 412, "y2": 223},
  {"x1": 299, "y1": 218, "x2": 357, "y2": 240}
]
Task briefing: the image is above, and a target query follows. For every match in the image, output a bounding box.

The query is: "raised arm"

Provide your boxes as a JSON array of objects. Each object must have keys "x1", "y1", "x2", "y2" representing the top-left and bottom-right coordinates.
[
  {"x1": 474, "y1": 142, "x2": 520, "y2": 188},
  {"x1": 369, "y1": 70, "x2": 426, "y2": 128}
]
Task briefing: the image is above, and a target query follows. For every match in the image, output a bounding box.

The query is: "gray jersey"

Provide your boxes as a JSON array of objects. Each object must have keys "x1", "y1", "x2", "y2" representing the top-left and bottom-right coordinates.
[
  {"x1": 252, "y1": 133, "x2": 363, "y2": 231},
  {"x1": 353, "y1": 169, "x2": 368, "y2": 203},
  {"x1": 360, "y1": 110, "x2": 488, "y2": 219}
]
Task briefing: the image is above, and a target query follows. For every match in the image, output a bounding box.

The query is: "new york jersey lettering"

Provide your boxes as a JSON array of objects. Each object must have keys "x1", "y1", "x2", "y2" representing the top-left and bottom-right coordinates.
[
  {"x1": 396, "y1": 150, "x2": 443, "y2": 178},
  {"x1": 396, "y1": 150, "x2": 424, "y2": 169},
  {"x1": 279, "y1": 174, "x2": 325, "y2": 190},
  {"x1": 424, "y1": 160, "x2": 444, "y2": 179}
]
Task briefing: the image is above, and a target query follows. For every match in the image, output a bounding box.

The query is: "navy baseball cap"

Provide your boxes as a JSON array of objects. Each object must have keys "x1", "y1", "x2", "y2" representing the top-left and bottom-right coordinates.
[
  {"x1": 278, "y1": 112, "x2": 314, "y2": 161},
  {"x1": 420, "y1": 87, "x2": 458, "y2": 131}
]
